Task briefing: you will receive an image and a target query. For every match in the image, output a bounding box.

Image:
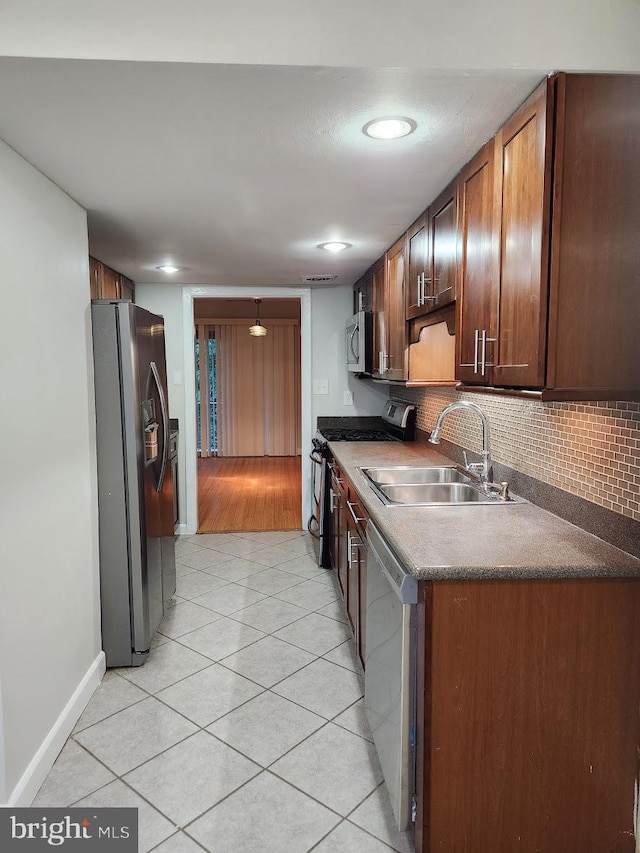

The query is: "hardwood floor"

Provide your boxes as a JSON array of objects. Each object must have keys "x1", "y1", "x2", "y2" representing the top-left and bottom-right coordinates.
[{"x1": 198, "y1": 455, "x2": 302, "y2": 532}]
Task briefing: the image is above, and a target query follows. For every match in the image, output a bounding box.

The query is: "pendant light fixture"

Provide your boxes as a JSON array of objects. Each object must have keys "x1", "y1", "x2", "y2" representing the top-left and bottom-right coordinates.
[{"x1": 249, "y1": 298, "x2": 268, "y2": 336}]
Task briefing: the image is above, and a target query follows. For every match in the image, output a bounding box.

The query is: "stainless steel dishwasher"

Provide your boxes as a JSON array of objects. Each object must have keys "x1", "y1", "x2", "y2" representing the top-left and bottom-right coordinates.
[{"x1": 364, "y1": 521, "x2": 418, "y2": 831}]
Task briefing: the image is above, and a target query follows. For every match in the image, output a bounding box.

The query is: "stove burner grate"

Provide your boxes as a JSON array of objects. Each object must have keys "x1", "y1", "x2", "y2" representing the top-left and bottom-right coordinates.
[{"x1": 318, "y1": 428, "x2": 398, "y2": 442}]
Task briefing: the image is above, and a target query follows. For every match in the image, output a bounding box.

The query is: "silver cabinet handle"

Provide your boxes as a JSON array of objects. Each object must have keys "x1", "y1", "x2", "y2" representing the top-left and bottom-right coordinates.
[
  {"x1": 421, "y1": 271, "x2": 437, "y2": 304},
  {"x1": 473, "y1": 329, "x2": 480, "y2": 373},
  {"x1": 421, "y1": 272, "x2": 426, "y2": 306},
  {"x1": 480, "y1": 330, "x2": 497, "y2": 376},
  {"x1": 347, "y1": 500, "x2": 366, "y2": 524},
  {"x1": 347, "y1": 530, "x2": 363, "y2": 568},
  {"x1": 329, "y1": 487, "x2": 338, "y2": 512},
  {"x1": 358, "y1": 290, "x2": 364, "y2": 312}
]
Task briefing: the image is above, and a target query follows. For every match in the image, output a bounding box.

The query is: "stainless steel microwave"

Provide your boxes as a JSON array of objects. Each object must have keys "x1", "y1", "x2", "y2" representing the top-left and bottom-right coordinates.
[{"x1": 346, "y1": 310, "x2": 373, "y2": 374}]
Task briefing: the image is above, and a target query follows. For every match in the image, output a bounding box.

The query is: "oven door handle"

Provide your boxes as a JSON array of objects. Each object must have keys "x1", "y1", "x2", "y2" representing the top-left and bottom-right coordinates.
[{"x1": 328, "y1": 461, "x2": 343, "y2": 483}]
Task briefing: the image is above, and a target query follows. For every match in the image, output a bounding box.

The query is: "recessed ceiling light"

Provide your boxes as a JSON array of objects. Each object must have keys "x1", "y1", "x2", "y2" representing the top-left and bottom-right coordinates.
[
  {"x1": 317, "y1": 241, "x2": 352, "y2": 253},
  {"x1": 155, "y1": 264, "x2": 180, "y2": 273},
  {"x1": 363, "y1": 117, "x2": 416, "y2": 140}
]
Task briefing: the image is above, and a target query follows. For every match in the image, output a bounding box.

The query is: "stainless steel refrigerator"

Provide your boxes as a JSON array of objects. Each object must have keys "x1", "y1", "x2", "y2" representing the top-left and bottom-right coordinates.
[{"x1": 92, "y1": 300, "x2": 176, "y2": 667}]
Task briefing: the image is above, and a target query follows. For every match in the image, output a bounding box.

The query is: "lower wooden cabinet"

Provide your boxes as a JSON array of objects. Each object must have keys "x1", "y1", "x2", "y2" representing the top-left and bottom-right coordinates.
[
  {"x1": 327, "y1": 460, "x2": 369, "y2": 669},
  {"x1": 327, "y1": 462, "x2": 344, "y2": 590},
  {"x1": 327, "y1": 462, "x2": 640, "y2": 849},
  {"x1": 345, "y1": 486, "x2": 368, "y2": 668},
  {"x1": 415, "y1": 577, "x2": 640, "y2": 853}
]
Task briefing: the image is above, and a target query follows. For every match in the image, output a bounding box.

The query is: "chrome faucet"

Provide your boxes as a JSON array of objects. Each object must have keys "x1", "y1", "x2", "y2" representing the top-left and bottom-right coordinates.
[{"x1": 428, "y1": 400, "x2": 493, "y2": 486}]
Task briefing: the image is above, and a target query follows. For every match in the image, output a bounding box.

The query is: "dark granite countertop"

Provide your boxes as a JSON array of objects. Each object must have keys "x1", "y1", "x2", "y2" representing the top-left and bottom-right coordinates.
[{"x1": 329, "y1": 441, "x2": 640, "y2": 581}]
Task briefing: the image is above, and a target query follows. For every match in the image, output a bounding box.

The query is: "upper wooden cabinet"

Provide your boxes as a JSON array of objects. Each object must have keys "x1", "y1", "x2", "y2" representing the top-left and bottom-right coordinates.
[
  {"x1": 101, "y1": 264, "x2": 120, "y2": 299},
  {"x1": 353, "y1": 268, "x2": 373, "y2": 314},
  {"x1": 89, "y1": 256, "x2": 135, "y2": 303},
  {"x1": 406, "y1": 180, "x2": 458, "y2": 322},
  {"x1": 355, "y1": 72, "x2": 639, "y2": 397},
  {"x1": 456, "y1": 139, "x2": 500, "y2": 384},
  {"x1": 457, "y1": 81, "x2": 552, "y2": 386},
  {"x1": 406, "y1": 211, "x2": 428, "y2": 319},
  {"x1": 89, "y1": 256, "x2": 102, "y2": 300},
  {"x1": 429, "y1": 181, "x2": 458, "y2": 311},
  {"x1": 456, "y1": 73, "x2": 639, "y2": 398},
  {"x1": 370, "y1": 256, "x2": 386, "y2": 376},
  {"x1": 492, "y1": 81, "x2": 553, "y2": 388},
  {"x1": 373, "y1": 236, "x2": 407, "y2": 380},
  {"x1": 120, "y1": 275, "x2": 135, "y2": 302},
  {"x1": 546, "y1": 74, "x2": 639, "y2": 398}
]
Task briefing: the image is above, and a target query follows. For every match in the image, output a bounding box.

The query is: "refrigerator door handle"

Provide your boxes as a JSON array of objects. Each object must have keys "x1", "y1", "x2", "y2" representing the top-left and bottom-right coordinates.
[{"x1": 150, "y1": 360, "x2": 169, "y2": 493}]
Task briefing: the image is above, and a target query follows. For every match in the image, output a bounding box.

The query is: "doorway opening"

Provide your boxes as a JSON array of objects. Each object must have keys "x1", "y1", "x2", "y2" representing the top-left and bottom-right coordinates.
[{"x1": 194, "y1": 296, "x2": 302, "y2": 533}]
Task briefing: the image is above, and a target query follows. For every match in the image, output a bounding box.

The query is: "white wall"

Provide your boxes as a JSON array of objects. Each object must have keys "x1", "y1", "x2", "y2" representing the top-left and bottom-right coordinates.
[
  {"x1": 135, "y1": 282, "x2": 386, "y2": 529},
  {"x1": 311, "y1": 285, "x2": 388, "y2": 422},
  {"x1": 0, "y1": 139, "x2": 102, "y2": 804}
]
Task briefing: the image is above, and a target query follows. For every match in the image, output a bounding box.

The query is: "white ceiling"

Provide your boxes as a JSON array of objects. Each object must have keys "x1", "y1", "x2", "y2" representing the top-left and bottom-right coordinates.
[{"x1": 0, "y1": 1, "x2": 638, "y2": 288}]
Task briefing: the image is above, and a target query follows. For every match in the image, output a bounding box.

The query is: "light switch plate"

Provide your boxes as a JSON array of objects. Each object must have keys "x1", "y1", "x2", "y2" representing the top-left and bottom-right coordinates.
[
  {"x1": 343, "y1": 390, "x2": 354, "y2": 406},
  {"x1": 313, "y1": 379, "x2": 329, "y2": 395}
]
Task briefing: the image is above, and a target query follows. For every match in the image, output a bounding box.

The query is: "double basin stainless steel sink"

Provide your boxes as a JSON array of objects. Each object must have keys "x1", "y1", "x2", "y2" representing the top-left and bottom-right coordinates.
[{"x1": 360, "y1": 465, "x2": 525, "y2": 507}]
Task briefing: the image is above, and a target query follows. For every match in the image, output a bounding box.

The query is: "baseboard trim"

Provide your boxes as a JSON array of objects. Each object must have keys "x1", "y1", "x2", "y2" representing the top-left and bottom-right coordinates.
[{"x1": 5, "y1": 651, "x2": 106, "y2": 807}]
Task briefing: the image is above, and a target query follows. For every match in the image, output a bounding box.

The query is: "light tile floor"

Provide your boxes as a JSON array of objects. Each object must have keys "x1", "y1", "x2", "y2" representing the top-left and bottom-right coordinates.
[{"x1": 33, "y1": 531, "x2": 414, "y2": 853}]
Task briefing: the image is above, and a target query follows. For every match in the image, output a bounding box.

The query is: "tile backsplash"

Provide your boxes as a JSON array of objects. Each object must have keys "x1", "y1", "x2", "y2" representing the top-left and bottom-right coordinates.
[{"x1": 394, "y1": 388, "x2": 640, "y2": 523}]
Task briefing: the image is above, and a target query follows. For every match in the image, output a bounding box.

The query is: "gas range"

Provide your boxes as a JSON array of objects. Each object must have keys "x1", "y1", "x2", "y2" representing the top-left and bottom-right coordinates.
[{"x1": 315, "y1": 399, "x2": 416, "y2": 447}]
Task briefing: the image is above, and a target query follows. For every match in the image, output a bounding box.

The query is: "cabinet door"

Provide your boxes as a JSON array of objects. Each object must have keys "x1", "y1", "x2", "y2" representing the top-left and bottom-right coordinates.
[
  {"x1": 101, "y1": 264, "x2": 121, "y2": 299},
  {"x1": 406, "y1": 212, "x2": 429, "y2": 319},
  {"x1": 345, "y1": 509, "x2": 359, "y2": 638},
  {"x1": 337, "y1": 480, "x2": 349, "y2": 600},
  {"x1": 456, "y1": 139, "x2": 500, "y2": 383},
  {"x1": 356, "y1": 533, "x2": 367, "y2": 669},
  {"x1": 348, "y1": 492, "x2": 369, "y2": 670},
  {"x1": 120, "y1": 274, "x2": 135, "y2": 303},
  {"x1": 546, "y1": 74, "x2": 640, "y2": 398},
  {"x1": 354, "y1": 269, "x2": 373, "y2": 314},
  {"x1": 371, "y1": 257, "x2": 387, "y2": 377},
  {"x1": 430, "y1": 180, "x2": 458, "y2": 309},
  {"x1": 328, "y1": 466, "x2": 342, "y2": 582},
  {"x1": 329, "y1": 463, "x2": 348, "y2": 597},
  {"x1": 385, "y1": 234, "x2": 407, "y2": 380},
  {"x1": 493, "y1": 79, "x2": 553, "y2": 388},
  {"x1": 89, "y1": 256, "x2": 101, "y2": 299}
]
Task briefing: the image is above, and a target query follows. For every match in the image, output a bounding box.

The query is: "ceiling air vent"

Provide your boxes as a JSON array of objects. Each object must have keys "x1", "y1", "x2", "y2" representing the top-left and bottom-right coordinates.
[{"x1": 301, "y1": 274, "x2": 338, "y2": 283}]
